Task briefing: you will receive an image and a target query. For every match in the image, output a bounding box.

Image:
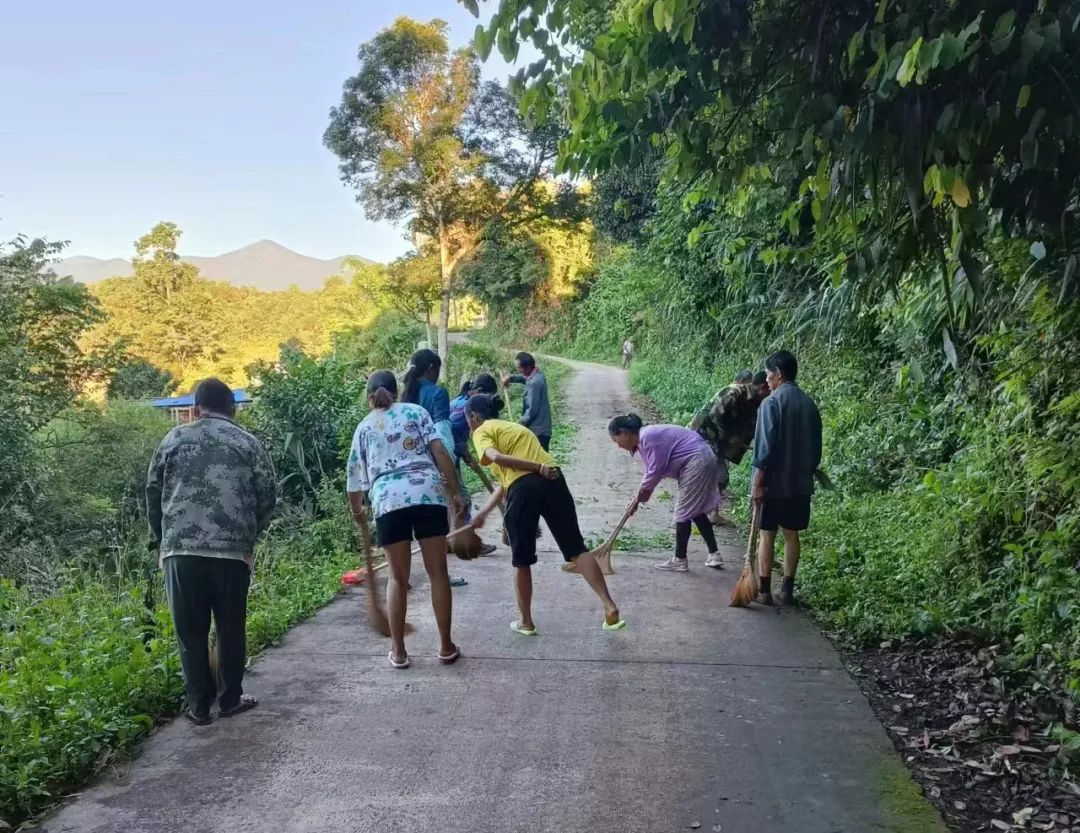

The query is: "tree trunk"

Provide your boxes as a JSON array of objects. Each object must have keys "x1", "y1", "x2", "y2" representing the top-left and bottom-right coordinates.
[
  {"x1": 437, "y1": 225, "x2": 451, "y2": 381},
  {"x1": 425, "y1": 309, "x2": 434, "y2": 349}
]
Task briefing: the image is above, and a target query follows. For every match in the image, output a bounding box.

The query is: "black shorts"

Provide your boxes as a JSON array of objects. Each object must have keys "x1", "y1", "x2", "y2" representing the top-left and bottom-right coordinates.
[
  {"x1": 536, "y1": 434, "x2": 552, "y2": 452},
  {"x1": 759, "y1": 495, "x2": 812, "y2": 532},
  {"x1": 504, "y1": 473, "x2": 586, "y2": 567},
  {"x1": 375, "y1": 505, "x2": 449, "y2": 547}
]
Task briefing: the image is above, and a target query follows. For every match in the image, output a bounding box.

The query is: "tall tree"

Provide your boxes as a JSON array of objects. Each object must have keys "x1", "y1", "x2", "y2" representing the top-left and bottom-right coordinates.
[
  {"x1": 324, "y1": 17, "x2": 565, "y2": 369},
  {"x1": 133, "y1": 222, "x2": 199, "y2": 300},
  {"x1": 0, "y1": 236, "x2": 105, "y2": 523},
  {"x1": 358, "y1": 253, "x2": 445, "y2": 345},
  {"x1": 87, "y1": 222, "x2": 225, "y2": 384}
]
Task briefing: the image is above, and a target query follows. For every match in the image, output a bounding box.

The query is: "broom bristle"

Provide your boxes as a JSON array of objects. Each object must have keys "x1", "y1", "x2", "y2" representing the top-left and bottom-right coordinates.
[
  {"x1": 560, "y1": 544, "x2": 615, "y2": 576},
  {"x1": 208, "y1": 635, "x2": 221, "y2": 689},
  {"x1": 591, "y1": 544, "x2": 614, "y2": 576},
  {"x1": 729, "y1": 566, "x2": 758, "y2": 607},
  {"x1": 367, "y1": 588, "x2": 392, "y2": 637}
]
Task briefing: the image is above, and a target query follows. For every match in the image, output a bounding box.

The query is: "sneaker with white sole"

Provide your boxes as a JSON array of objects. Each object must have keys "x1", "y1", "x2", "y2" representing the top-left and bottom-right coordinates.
[
  {"x1": 705, "y1": 553, "x2": 724, "y2": 569},
  {"x1": 654, "y1": 556, "x2": 689, "y2": 572}
]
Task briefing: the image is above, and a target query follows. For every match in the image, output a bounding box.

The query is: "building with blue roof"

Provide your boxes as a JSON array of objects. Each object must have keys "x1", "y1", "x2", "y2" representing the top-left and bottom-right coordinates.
[{"x1": 149, "y1": 389, "x2": 252, "y2": 424}]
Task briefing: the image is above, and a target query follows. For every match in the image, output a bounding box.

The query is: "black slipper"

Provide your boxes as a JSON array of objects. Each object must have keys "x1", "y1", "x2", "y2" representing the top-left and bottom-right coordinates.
[
  {"x1": 185, "y1": 710, "x2": 212, "y2": 726},
  {"x1": 219, "y1": 695, "x2": 258, "y2": 717}
]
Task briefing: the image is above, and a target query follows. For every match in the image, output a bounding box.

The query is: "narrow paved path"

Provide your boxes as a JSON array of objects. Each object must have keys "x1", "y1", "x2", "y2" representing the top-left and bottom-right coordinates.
[{"x1": 45, "y1": 359, "x2": 945, "y2": 833}]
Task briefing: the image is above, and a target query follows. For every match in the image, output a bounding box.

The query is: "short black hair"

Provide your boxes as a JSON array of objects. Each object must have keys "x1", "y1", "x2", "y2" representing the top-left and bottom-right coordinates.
[
  {"x1": 194, "y1": 378, "x2": 234, "y2": 414},
  {"x1": 472, "y1": 373, "x2": 498, "y2": 395},
  {"x1": 608, "y1": 413, "x2": 644, "y2": 435},
  {"x1": 464, "y1": 393, "x2": 504, "y2": 421},
  {"x1": 515, "y1": 351, "x2": 536, "y2": 370},
  {"x1": 752, "y1": 370, "x2": 768, "y2": 386},
  {"x1": 734, "y1": 369, "x2": 753, "y2": 383},
  {"x1": 765, "y1": 350, "x2": 798, "y2": 381}
]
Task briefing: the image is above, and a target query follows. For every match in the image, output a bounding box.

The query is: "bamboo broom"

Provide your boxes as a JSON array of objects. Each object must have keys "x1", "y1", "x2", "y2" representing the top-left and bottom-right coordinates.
[
  {"x1": 562, "y1": 498, "x2": 637, "y2": 577},
  {"x1": 356, "y1": 511, "x2": 413, "y2": 637},
  {"x1": 729, "y1": 503, "x2": 761, "y2": 607}
]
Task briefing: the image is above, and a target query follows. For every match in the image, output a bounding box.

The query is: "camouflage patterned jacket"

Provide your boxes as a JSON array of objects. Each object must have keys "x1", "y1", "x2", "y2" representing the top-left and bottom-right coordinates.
[
  {"x1": 146, "y1": 414, "x2": 278, "y2": 561},
  {"x1": 690, "y1": 383, "x2": 763, "y2": 465}
]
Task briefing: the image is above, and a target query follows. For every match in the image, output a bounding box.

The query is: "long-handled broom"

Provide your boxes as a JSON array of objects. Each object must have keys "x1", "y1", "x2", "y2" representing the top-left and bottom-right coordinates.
[
  {"x1": 729, "y1": 503, "x2": 761, "y2": 607},
  {"x1": 562, "y1": 498, "x2": 637, "y2": 577}
]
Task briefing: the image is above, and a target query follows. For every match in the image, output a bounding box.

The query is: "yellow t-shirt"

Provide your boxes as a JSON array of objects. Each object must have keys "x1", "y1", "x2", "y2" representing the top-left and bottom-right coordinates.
[{"x1": 471, "y1": 419, "x2": 554, "y2": 490}]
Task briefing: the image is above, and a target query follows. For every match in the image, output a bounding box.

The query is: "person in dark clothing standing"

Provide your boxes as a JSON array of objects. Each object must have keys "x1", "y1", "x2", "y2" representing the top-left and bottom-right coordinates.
[
  {"x1": 502, "y1": 352, "x2": 553, "y2": 451},
  {"x1": 751, "y1": 351, "x2": 822, "y2": 606},
  {"x1": 146, "y1": 378, "x2": 277, "y2": 724}
]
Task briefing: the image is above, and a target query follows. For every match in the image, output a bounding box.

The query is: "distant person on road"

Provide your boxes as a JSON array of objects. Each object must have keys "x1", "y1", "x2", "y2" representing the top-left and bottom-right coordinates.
[
  {"x1": 502, "y1": 352, "x2": 552, "y2": 451},
  {"x1": 608, "y1": 414, "x2": 723, "y2": 571},
  {"x1": 146, "y1": 377, "x2": 277, "y2": 725},
  {"x1": 751, "y1": 351, "x2": 822, "y2": 606},
  {"x1": 621, "y1": 338, "x2": 635, "y2": 369},
  {"x1": 347, "y1": 370, "x2": 463, "y2": 669},
  {"x1": 690, "y1": 370, "x2": 771, "y2": 532},
  {"x1": 464, "y1": 394, "x2": 625, "y2": 633},
  {"x1": 403, "y1": 349, "x2": 492, "y2": 571}
]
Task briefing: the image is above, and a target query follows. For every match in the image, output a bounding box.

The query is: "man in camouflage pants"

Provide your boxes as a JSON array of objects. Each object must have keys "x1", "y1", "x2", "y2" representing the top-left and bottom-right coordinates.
[
  {"x1": 690, "y1": 370, "x2": 770, "y2": 554},
  {"x1": 146, "y1": 378, "x2": 277, "y2": 724}
]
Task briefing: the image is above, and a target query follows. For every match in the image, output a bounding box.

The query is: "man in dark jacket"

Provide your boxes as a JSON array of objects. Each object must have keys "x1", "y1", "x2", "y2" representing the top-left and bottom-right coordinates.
[
  {"x1": 146, "y1": 378, "x2": 277, "y2": 724},
  {"x1": 503, "y1": 352, "x2": 553, "y2": 451},
  {"x1": 751, "y1": 351, "x2": 822, "y2": 606}
]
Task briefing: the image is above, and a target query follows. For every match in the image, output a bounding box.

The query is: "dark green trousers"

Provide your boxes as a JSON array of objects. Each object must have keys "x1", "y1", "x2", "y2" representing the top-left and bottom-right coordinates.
[{"x1": 164, "y1": 556, "x2": 250, "y2": 717}]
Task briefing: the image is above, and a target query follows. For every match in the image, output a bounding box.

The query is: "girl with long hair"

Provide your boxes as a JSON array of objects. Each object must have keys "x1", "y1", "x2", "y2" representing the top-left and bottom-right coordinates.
[
  {"x1": 401, "y1": 349, "x2": 494, "y2": 565},
  {"x1": 346, "y1": 370, "x2": 463, "y2": 668}
]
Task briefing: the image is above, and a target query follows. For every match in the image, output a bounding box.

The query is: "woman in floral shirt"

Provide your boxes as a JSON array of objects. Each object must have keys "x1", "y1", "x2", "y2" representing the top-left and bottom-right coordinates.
[{"x1": 347, "y1": 370, "x2": 463, "y2": 669}]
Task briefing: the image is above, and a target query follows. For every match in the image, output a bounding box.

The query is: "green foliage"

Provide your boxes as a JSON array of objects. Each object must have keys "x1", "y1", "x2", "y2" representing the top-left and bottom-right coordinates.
[
  {"x1": 0, "y1": 237, "x2": 109, "y2": 578},
  {"x1": 107, "y1": 359, "x2": 177, "y2": 400},
  {"x1": 0, "y1": 238, "x2": 106, "y2": 430},
  {"x1": 245, "y1": 346, "x2": 368, "y2": 514},
  {"x1": 457, "y1": 223, "x2": 549, "y2": 311},
  {"x1": 592, "y1": 159, "x2": 660, "y2": 243},
  {"x1": 85, "y1": 222, "x2": 376, "y2": 390},
  {"x1": 330, "y1": 310, "x2": 425, "y2": 375},
  {"x1": 481, "y1": 0, "x2": 1080, "y2": 316}
]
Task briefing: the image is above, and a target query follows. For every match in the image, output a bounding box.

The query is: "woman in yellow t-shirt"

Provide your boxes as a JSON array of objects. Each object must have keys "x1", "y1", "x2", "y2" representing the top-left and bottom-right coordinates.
[{"x1": 464, "y1": 394, "x2": 626, "y2": 634}]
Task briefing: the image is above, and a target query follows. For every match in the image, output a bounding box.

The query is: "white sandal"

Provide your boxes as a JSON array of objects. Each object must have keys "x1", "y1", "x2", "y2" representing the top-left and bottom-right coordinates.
[{"x1": 387, "y1": 651, "x2": 410, "y2": 669}]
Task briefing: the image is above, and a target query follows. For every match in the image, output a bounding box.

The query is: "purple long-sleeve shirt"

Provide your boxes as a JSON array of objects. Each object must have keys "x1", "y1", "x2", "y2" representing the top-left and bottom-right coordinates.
[{"x1": 636, "y1": 425, "x2": 712, "y2": 501}]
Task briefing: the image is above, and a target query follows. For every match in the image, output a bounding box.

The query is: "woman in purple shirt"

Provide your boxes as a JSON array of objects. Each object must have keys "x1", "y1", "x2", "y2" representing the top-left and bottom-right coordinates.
[{"x1": 608, "y1": 414, "x2": 723, "y2": 572}]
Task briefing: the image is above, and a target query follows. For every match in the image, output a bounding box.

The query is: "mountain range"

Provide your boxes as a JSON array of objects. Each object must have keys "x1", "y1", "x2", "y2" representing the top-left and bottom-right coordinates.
[{"x1": 56, "y1": 240, "x2": 372, "y2": 292}]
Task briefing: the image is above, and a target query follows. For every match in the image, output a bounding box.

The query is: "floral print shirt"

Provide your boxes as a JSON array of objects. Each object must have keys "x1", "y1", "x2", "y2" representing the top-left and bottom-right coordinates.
[{"x1": 346, "y1": 403, "x2": 447, "y2": 518}]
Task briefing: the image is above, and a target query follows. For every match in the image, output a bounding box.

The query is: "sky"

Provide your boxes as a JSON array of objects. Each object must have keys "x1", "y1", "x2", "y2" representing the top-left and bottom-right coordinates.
[{"x1": 0, "y1": 0, "x2": 519, "y2": 263}]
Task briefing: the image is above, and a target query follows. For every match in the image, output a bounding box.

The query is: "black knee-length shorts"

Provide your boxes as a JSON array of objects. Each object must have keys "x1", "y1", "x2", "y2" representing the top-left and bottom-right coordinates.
[{"x1": 504, "y1": 472, "x2": 586, "y2": 568}]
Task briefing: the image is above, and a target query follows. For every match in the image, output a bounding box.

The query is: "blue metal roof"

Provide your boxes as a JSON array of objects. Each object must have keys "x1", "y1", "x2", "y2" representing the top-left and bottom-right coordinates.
[{"x1": 149, "y1": 388, "x2": 251, "y2": 409}]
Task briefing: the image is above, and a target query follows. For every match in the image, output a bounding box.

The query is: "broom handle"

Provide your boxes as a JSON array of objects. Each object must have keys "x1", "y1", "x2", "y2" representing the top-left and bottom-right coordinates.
[
  {"x1": 745, "y1": 502, "x2": 761, "y2": 571},
  {"x1": 355, "y1": 510, "x2": 378, "y2": 583},
  {"x1": 502, "y1": 375, "x2": 514, "y2": 421},
  {"x1": 602, "y1": 498, "x2": 638, "y2": 549}
]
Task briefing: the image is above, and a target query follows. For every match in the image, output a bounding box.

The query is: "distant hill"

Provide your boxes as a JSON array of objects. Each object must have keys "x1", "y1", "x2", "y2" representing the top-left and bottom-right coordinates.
[{"x1": 55, "y1": 240, "x2": 372, "y2": 292}]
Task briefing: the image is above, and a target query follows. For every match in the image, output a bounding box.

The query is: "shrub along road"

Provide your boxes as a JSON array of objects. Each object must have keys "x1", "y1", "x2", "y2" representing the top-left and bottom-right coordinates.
[{"x1": 44, "y1": 359, "x2": 945, "y2": 833}]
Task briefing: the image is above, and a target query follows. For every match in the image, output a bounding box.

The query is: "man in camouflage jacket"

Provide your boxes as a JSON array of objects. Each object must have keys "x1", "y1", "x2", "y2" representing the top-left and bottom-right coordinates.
[
  {"x1": 690, "y1": 371, "x2": 770, "y2": 527},
  {"x1": 146, "y1": 378, "x2": 277, "y2": 724}
]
